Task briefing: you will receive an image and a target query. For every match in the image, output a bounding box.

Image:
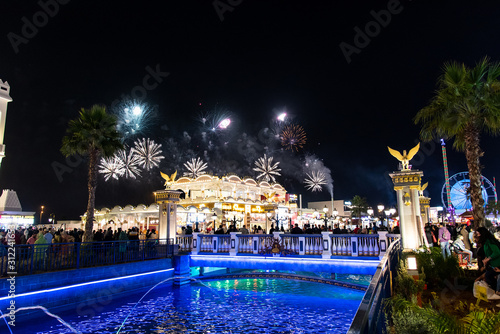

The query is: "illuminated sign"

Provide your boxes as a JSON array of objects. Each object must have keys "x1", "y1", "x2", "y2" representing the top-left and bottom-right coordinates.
[{"x1": 219, "y1": 203, "x2": 275, "y2": 213}]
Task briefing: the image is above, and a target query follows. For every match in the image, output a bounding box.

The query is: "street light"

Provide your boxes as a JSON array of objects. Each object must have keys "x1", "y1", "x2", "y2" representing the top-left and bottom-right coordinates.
[
  {"x1": 48, "y1": 213, "x2": 55, "y2": 230},
  {"x1": 377, "y1": 204, "x2": 384, "y2": 212},
  {"x1": 40, "y1": 205, "x2": 44, "y2": 225},
  {"x1": 323, "y1": 206, "x2": 328, "y2": 228}
]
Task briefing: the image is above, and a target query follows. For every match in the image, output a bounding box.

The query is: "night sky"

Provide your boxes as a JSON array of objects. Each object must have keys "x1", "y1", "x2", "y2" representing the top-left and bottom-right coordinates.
[{"x1": 1, "y1": 0, "x2": 500, "y2": 221}]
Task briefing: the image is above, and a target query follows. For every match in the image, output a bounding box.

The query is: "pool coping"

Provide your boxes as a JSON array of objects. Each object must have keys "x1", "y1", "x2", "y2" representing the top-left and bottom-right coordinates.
[{"x1": 194, "y1": 272, "x2": 368, "y2": 291}]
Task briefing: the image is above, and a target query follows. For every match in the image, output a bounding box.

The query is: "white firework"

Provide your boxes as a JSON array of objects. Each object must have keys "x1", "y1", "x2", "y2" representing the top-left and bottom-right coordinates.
[
  {"x1": 253, "y1": 154, "x2": 281, "y2": 182},
  {"x1": 99, "y1": 156, "x2": 125, "y2": 181},
  {"x1": 304, "y1": 171, "x2": 327, "y2": 192},
  {"x1": 183, "y1": 157, "x2": 208, "y2": 178},
  {"x1": 133, "y1": 138, "x2": 165, "y2": 170},
  {"x1": 116, "y1": 148, "x2": 142, "y2": 179}
]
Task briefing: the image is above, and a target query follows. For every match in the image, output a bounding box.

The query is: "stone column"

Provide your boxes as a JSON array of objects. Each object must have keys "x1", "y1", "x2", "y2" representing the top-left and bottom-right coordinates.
[
  {"x1": 390, "y1": 170, "x2": 424, "y2": 250},
  {"x1": 154, "y1": 190, "x2": 182, "y2": 243},
  {"x1": 419, "y1": 196, "x2": 431, "y2": 225}
]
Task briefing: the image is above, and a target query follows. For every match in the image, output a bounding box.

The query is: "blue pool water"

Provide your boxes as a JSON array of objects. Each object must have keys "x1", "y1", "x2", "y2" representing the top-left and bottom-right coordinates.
[{"x1": 11, "y1": 278, "x2": 364, "y2": 333}]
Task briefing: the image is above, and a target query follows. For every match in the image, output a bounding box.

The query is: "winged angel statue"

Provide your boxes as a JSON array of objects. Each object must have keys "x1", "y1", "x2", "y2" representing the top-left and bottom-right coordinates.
[{"x1": 387, "y1": 143, "x2": 420, "y2": 171}]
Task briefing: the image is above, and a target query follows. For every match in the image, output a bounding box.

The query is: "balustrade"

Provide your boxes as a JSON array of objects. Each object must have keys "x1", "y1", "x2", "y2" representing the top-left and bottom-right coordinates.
[
  {"x1": 177, "y1": 236, "x2": 193, "y2": 252},
  {"x1": 189, "y1": 232, "x2": 399, "y2": 259},
  {"x1": 304, "y1": 236, "x2": 323, "y2": 255},
  {"x1": 199, "y1": 235, "x2": 214, "y2": 252}
]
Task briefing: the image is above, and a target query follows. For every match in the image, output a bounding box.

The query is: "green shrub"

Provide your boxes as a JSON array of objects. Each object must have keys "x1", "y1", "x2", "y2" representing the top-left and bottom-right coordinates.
[
  {"x1": 393, "y1": 259, "x2": 425, "y2": 300},
  {"x1": 414, "y1": 247, "x2": 462, "y2": 288}
]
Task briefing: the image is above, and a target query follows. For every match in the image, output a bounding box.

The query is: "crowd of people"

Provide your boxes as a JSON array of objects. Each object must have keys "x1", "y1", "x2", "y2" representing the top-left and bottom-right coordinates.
[
  {"x1": 424, "y1": 221, "x2": 500, "y2": 300},
  {"x1": 195, "y1": 221, "x2": 394, "y2": 235},
  {"x1": 0, "y1": 226, "x2": 159, "y2": 247},
  {"x1": 0, "y1": 226, "x2": 163, "y2": 276}
]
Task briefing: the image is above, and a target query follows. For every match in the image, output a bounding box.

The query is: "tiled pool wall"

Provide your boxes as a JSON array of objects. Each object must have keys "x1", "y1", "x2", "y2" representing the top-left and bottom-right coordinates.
[
  {"x1": 0, "y1": 258, "x2": 174, "y2": 314},
  {"x1": 190, "y1": 255, "x2": 379, "y2": 275}
]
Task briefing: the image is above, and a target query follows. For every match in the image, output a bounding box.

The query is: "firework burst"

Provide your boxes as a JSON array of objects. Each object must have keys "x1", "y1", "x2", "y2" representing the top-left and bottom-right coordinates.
[
  {"x1": 304, "y1": 170, "x2": 327, "y2": 192},
  {"x1": 253, "y1": 154, "x2": 281, "y2": 182},
  {"x1": 114, "y1": 100, "x2": 155, "y2": 140},
  {"x1": 99, "y1": 156, "x2": 125, "y2": 181},
  {"x1": 281, "y1": 124, "x2": 306, "y2": 151},
  {"x1": 116, "y1": 148, "x2": 142, "y2": 179},
  {"x1": 133, "y1": 138, "x2": 164, "y2": 171},
  {"x1": 196, "y1": 109, "x2": 232, "y2": 132},
  {"x1": 183, "y1": 157, "x2": 208, "y2": 178}
]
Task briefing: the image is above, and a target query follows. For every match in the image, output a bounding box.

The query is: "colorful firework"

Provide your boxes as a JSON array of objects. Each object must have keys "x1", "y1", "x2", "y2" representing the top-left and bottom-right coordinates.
[
  {"x1": 304, "y1": 170, "x2": 327, "y2": 192},
  {"x1": 116, "y1": 148, "x2": 142, "y2": 179},
  {"x1": 196, "y1": 109, "x2": 232, "y2": 132},
  {"x1": 133, "y1": 138, "x2": 164, "y2": 171},
  {"x1": 184, "y1": 157, "x2": 208, "y2": 178},
  {"x1": 281, "y1": 124, "x2": 306, "y2": 151},
  {"x1": 253, "y1": 154, "x2": 281, "y2": 183},
  {"x1": 98, "y1": 156, "x2": 125, "y2": 181},
  {"x1": 114, "y1": 100, "x2": 155, "y2": 140}
]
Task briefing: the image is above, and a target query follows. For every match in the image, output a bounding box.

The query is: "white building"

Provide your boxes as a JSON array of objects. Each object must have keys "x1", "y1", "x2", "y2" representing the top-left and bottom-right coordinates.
[{"x1": 0, "y1": 190, "x2": 35, "y2": 229}]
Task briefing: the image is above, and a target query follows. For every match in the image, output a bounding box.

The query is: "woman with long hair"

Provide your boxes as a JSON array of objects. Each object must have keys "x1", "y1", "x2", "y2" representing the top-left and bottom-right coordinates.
[{"x1": 475, "y1": 227, "x2": 500, "y2": 298}]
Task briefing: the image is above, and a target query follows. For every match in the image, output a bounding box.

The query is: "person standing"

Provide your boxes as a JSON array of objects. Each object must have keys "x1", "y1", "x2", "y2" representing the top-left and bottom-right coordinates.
[
  {"x1": 438, "y1": 223, "x2": 452, "y2": 258},
  {"x1": 424, "y1": 223, "x2": 434, "y2": 247},
  {"x1": 239, "y1": 225, "x2": 249, "y2": 234}
]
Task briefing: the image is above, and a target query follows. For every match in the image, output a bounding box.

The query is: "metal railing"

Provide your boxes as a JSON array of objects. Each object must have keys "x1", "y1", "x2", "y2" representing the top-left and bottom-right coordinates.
[
  {"x1": 1, "y1": 239, "x2": 174, "y2": 277},
  {"x1": 347, "y1": 238, "x2": 402, "y2": 334}
]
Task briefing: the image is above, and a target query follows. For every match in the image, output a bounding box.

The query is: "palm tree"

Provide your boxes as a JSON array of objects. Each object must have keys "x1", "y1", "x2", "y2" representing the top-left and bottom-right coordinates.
[
  {"x1": 61, "y1": 105, "x2": 123, "y2": 242},
  {"x1": 415, "y1": 57, "x2": 500, "y2": 230},
  {"x1": 351, "y1": 195, "x2": 368, "y2": 226}
]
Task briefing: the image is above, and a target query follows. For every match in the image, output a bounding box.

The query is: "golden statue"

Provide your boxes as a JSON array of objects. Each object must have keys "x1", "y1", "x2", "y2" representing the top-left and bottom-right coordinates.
[
  {"x1": 419, "y1": 182, "x2": 428, "y2": 196},
  {"x1": 160, "y1": 170, "x2": 177, "y2": 189},
  {"x1": 387, "y1": 143, "x2": 420, "y2": 171},
  {"x1": 264, "y1": 192, "x2": 276, "y2": 202}
]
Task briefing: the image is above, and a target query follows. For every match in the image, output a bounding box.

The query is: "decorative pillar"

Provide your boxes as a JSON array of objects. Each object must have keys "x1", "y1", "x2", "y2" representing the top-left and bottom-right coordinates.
[
  {"x1": 389, "y1": 170, "x2": 424, "y2": 250},
  {"x1": 229, "y1": 232, "x2": 240, "y2": 256},
  {"x1": 191, "y1": 232, "x2": 199, "y2": 255},
  {"x1": 154, "y1": 190, "x2": 182, "y2": 242},
  {"x1": 378, "y1": 231, "x2": 388, "y2": 259},
  {"x1": 321, "y1": 231, "x2": 330, "y2": 259},
  {"x1": 419, "y1": 196, "x2": 431, "y2": 225}
]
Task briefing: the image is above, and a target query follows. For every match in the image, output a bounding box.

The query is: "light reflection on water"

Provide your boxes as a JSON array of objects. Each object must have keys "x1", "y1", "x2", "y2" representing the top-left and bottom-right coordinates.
[{"x1": 14, "y1": 278, "x2": 363, "y2": 333}]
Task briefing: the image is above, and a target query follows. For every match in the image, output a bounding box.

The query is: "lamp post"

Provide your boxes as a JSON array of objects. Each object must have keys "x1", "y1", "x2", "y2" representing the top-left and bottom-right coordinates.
[
  {"x1": 48, "y1": 213, "x2": 55, "y2": 230},
  {"x1": 323, "y1": 205, "x2": 328, "y2": 229},
  {"x1": 377, "y1": 204, "x2": 384, "y2": 227},
  {"x1": 367, "y1": 208, "x2": 374, "y2": 226},
  {"x1": 40, "y1": 205, "x2": 44, "y2": 225}
]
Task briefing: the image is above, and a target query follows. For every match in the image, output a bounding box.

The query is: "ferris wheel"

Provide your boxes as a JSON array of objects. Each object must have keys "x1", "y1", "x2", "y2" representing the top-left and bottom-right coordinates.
[{"x1": 441, "y1": 171, "x2": 497, "y2": 212}]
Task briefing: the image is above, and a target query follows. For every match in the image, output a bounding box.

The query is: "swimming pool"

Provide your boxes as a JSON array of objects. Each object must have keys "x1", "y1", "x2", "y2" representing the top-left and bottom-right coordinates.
[{"x1": 10, "y1": 278, "x2": 364, "y2": 333}]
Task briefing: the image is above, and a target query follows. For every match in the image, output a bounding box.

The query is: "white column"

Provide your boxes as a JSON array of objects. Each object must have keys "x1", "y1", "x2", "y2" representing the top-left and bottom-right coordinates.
[
  {"x1": 321, "y1": 231, "x2": 330, "y2": 259},
  {"x1": 252, "y1": 236, "x2": 259, "y2": 254},
  {"x1": 350, "y1": 235, "x2": 359, "y2": 257},
  {"x1": 298, "y1": 236, "x2": 305, "y2": 255},
  {"x1": 229, "y1": 232, "x2": 240, "y2": 256},
  {"x1": 378, "y1": 231, "x2": 388, "y2": 259},
  {"x1": 191, "y1": 232, "x2": 199, "y2": 255}
]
